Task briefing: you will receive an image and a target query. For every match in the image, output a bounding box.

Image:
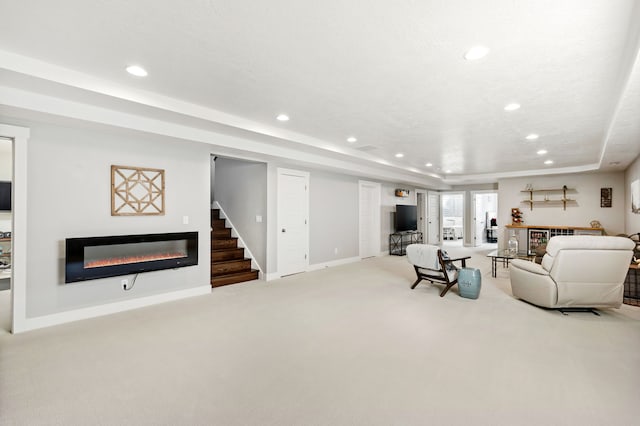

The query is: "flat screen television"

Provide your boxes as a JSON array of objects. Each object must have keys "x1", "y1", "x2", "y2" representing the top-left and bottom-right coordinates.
[
  {"x1": 0, "y1": 181, "x2": 10, "y2": 211},
  {"x1": 395, "y1": 204, "x2": 417, "y2": 232}
]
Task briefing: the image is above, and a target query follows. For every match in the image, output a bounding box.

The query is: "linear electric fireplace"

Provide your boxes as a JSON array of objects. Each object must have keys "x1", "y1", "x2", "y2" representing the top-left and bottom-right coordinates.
[{"x1": 65, "y1": 232, "x2": 198, "y2": 283}]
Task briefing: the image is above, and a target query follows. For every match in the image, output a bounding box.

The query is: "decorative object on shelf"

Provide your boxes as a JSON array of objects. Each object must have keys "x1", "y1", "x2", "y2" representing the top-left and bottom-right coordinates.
[
  {"x1": 111, "y1": 165, "x2": 165, "y2": 216},
  {"x1": 600, "y1": 187, "x2": 612, "y2": 208},
  {"x1": 511, "y1": 207, "x2": 523, "y2": 224},
  {"x1": 395, "y1": 189, "x2": 410, "y2": 197},
  {"x1": 590, "y1": 220, "x2": 602, "y2": 228},
  {"x1": 631, "y1": 179, "x2": 640, "y2": 214}
]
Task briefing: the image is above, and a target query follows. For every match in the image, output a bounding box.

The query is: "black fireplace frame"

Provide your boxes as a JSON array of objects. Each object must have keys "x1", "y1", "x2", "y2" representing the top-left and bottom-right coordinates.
[{"x1": 65, "y1": 232, "x2": 198, "y2": 283}]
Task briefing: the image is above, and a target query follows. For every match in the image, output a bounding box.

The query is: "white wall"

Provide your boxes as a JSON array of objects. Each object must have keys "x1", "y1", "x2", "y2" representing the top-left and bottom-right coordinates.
[
  {"x1": 625, "y1": 154, "x2": 640, "y2": 234},
  {"x1": 23, "y1": 122, "x2": 211, "y2": 317},
  {"x1": 214, "y1": 157, "x2": 267, "y2": 270},
  {"x1": 498, "y1": 172, "x2": 626, "y2": 246}
]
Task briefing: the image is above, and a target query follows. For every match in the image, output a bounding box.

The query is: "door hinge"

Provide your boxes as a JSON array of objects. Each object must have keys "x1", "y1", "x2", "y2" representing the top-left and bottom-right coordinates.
[
  {"x1": 305, "y1": 219, "x2": 307, "y2": 225},
  {"x1": 305, "y1": 254, "x2": 307, "y2": 259}
]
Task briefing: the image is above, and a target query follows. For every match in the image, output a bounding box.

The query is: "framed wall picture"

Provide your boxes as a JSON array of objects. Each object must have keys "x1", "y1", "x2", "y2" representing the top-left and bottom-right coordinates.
[
  {"x1": 600, "y1": 187, "x2": 612, "y2": 208},
  {"x1": 111, "y1": 165, "x2": 165, "y2": 216}
]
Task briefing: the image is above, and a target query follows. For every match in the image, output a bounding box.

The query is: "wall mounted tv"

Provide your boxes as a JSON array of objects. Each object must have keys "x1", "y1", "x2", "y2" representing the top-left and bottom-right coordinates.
[
  {"x1": 0, "y1": 181, "x2": 10, "y2": 211},
  {"x1": 395, "y1": 204, "x2": 417, "y2": 232}
]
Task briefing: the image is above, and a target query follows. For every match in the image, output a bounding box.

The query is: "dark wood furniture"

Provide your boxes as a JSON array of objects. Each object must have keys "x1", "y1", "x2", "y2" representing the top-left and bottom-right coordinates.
[
  {"x1": 389, "y1": 231, "x2": 423, "y2": 256},
  {"x1": 624, "y1": 263, "x2": 639, "y2": 307},
  {"x1": 410, "y1": 249, "x2": 470, "y2": 297}
]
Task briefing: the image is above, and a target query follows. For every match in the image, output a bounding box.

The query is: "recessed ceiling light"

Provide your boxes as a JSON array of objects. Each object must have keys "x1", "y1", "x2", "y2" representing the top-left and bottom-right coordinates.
[
  {"x1": 347, "y1": 137, "x2": 357, "y2": 143},
  {"x1": 276, "y1": 114, "x2": 290, "y2": 122},
  {"x1": 504, "y1": 103, "x2": 520, "y2": 111},
  {"x1": 526, "y1": 134, "x2": 539, "y2": 140},
  {"x1": 544, "y1": 160, "x2": 554, "y2": 165},
  {"x1": 395, "y1": 153, "x2": 404, "y2": 158},
  {"x1": 464, "y1": 45, "x2": 490, "y2": 61},
  {"x1": 537, "y1": 149, "x2": 548, "y2": 155},
  {"x1": 445, "y1": 170, "x2": 452, "y2": 173},
  {"x1": 126, "y1": 65, "x2": 148, "y2": 77},
  {"x1": 425, "y1": 163, "x2": 433, "y2": 167}
]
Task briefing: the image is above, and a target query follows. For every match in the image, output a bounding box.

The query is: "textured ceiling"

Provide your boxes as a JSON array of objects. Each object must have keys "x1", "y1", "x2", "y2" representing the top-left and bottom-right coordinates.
[{"x1": 0, "y1": 0, "x2": 639, "y2": 183}]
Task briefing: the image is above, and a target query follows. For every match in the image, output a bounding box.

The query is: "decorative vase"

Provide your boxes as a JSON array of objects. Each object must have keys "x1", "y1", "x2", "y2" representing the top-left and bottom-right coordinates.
[{"x1": 508, "y1": 233, "x2": 519, "y2": 256}]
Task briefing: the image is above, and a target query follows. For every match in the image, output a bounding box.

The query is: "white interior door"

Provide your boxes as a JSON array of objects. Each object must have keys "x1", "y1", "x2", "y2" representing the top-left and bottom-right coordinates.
[
  {"x1": 277, "y1": 169, "x2": 309, "y2": 276},
  {"x1": 359, "y1": 180, "x2": 381, "y2": 258},
  {"x1": 427, "y1": 192, "x2": 440, "y2": 244}
]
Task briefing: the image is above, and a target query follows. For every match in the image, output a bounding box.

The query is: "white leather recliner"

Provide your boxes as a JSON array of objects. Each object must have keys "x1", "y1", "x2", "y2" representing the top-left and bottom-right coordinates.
[{"x1": 510, "y1": 236, "x2": 634, "y2": 309}]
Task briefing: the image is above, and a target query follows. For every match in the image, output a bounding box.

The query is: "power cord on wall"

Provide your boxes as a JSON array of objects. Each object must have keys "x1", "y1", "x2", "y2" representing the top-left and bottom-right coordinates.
[{"x1": 123, "y1": 273, "x2": 139, "y2": 291}]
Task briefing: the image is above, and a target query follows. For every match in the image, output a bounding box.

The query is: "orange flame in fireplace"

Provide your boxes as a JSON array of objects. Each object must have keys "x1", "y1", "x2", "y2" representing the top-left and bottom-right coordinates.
[{"x1": 84, "y1": 252, "x2": 187, "y2": 269}]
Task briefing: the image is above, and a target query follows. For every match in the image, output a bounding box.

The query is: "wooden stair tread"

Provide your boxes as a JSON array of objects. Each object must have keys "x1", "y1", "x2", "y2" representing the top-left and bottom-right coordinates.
[
  {"x1": 211, "y1": 258, "x2": 251, "y2": 265},
  {"x1": 211, "y1": 269, "x2": 259, "y2": 287}
]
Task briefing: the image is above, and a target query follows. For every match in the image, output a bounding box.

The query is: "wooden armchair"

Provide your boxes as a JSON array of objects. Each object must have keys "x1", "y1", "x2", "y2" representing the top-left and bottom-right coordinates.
[{"x1": 406, "y1": 244, "x2": 471, "y2": 297}]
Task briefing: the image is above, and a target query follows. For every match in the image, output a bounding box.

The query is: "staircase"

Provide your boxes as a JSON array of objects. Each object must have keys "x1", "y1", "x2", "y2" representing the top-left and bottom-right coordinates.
[{"x1": 211, "y1": 208, "x2": 259, "y2": 287}]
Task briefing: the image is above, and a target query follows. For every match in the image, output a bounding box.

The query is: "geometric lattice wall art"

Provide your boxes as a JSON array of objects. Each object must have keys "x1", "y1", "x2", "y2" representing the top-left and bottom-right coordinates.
[{"x1": 111, "y1": 165, "x2": 165, "y2": 216}]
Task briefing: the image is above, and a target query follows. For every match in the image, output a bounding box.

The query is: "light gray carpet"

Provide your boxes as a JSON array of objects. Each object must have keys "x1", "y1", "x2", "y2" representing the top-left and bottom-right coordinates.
[{"x1": 1, "y1": 247, "x2": 639, "y2": 425}]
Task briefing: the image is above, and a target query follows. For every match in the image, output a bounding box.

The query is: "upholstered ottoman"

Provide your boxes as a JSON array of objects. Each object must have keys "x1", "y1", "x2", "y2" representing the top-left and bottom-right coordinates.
[{"x1": 458, "y1": 267, "x2": 481, "y2": 299}]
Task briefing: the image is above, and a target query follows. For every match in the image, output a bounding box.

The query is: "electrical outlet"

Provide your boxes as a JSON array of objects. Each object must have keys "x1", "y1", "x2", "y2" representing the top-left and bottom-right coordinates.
[
  {"x1": 256, "y1": 215, "x2": 263, "y2": 223},
  {"x1": 334, "y1": 248, "x2": 338, "y2": 255},
  {"x1": 183, "y1": 215, "x2": 189, "y2": 225}
]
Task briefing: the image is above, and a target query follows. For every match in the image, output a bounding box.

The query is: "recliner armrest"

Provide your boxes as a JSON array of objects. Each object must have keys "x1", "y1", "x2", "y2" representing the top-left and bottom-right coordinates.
[{"x1": 510, "y1": 259, "x2": 549, "y2": 276}]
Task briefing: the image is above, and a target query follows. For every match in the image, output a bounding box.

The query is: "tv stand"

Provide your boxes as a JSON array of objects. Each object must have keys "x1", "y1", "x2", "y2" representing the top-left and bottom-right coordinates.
[{"x1": 389, "y1": 231, "x2": 423, "y2": 256}]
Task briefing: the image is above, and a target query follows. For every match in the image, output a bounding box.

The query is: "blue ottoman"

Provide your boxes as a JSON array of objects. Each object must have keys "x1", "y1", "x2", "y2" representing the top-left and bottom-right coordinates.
[{"x1": 458, "y1": 268, "x2": 481, "y2": 299}]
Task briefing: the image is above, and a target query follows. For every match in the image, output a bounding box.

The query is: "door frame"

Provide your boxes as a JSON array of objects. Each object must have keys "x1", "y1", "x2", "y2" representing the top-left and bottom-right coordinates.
[
  {"x1": 0, "y1": 124, "x2": 29, "y2": 334},
  {"x1": 440, "y1": 191, "x2": 465, "y2": 245},
  {"x1": 416, "y1": 189, "x2": 427, "y2": 240},
  {"x1": 276, "y1": 168, "x2": 310, "y2": 276},
  {"x1": 470, "y1": 190, "x2": 499, "y2": 247},
  {"x1": 358, "y1": 180, "x2": 381, "y2": 258}
]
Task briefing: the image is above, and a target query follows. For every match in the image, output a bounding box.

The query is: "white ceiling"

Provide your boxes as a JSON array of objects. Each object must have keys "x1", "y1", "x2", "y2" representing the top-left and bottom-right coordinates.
[{"x1": 0, "y1": 0, "x2": 639, "y2": 184}]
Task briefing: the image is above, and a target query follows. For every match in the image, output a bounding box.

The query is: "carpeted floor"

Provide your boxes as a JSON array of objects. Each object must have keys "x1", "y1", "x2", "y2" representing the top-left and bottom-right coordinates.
[{"x1": 1, "y1": 247, "x2": 639, "y2": 425}]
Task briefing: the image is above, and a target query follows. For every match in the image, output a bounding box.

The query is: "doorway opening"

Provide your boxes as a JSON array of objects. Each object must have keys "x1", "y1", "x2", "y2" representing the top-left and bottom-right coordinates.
[
  {"x1": 441, "y1": 193, "x2": 464, "y2": 248},
  {"x1": 472, "y1": 191, "x2": 498, "y2": 248}
]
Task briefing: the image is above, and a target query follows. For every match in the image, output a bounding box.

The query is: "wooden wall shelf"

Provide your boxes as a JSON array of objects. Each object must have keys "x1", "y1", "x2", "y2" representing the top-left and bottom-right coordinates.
[{"x1": 520, "y1": 187, "x2": 575, "y2": 210}]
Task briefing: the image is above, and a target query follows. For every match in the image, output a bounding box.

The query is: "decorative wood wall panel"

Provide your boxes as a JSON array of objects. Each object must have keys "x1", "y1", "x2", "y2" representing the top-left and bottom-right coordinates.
[{"x1": 111, "y1": 165, "x2": 165, "y2": 216}]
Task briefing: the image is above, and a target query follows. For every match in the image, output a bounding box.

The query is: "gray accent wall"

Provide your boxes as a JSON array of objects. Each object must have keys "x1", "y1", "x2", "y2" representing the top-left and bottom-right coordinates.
[
  {"x1": 214, "y1": 157, "x2": 267, "y2": 270},
  {"x1": 309, "y1": 171, "x2": 358, "y2": 264},
  {"x1": 24, "y1": 122, "x2": 211, "y2": 317}
]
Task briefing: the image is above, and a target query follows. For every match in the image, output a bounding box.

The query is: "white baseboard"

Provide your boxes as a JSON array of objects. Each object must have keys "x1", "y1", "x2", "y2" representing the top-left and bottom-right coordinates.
[
  {"x1": 12, "y1": 285, "x2": 211, "y2": 334},
  {"x1": 265, "y1": 272, "x2": 281, "y2": 281},
  {"x1": 265, "y1": 256, "x2": 362, "y2": 280},
  {"x1": 307, "y1": 256, "x2": 361, "y2": 271}
]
